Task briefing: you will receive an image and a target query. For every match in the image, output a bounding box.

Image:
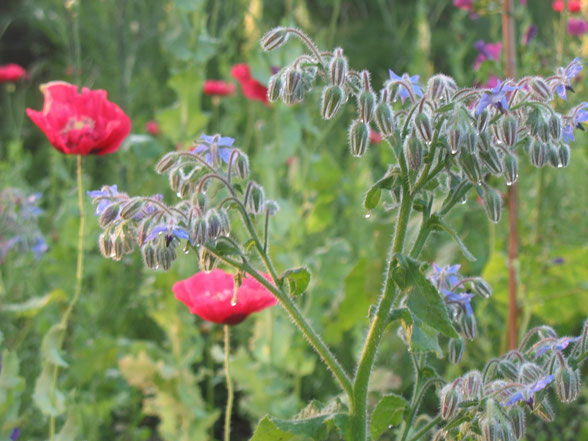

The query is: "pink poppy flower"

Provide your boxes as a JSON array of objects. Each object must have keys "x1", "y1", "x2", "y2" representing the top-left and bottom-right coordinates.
[
  {"x1": 0, "y1": 64, "x2": 28, "y2": 83},
  {"x1": 230, "y1": 64, "x2": 269, "y2": 105}
]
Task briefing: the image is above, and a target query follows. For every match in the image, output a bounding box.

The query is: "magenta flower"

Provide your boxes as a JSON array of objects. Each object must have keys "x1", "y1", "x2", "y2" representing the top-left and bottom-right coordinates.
[
  {"x1": 453, "y1": 0, "x2": 473, "y2": 11},
  {"x1": 474, "y1": 41, "x2": 502, "y2": 71},
  {"x1": 568, "y1": 18, "x2": 588, "y2": 36}
]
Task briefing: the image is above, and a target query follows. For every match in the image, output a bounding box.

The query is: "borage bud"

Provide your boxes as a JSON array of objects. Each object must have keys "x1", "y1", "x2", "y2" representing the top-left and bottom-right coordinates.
[
  {"x1": 519, "y1": 362, "x2": 542, "y2": 384},
  {"x1": 555, "y1": 365, "x2": 581, "y2": 403},
  {"x1": 234, "y1": 151, "x2": 249, "y2": 179},
  {"x1": 538, "y1": 120, "x2": 550, "y2": 143},
  {"x1": 478, "y1": 131, "x2": 492, "y2": 152},
  {"x1": 169, "y1": 169, "x2": 181, "y2": 192},
  {"x1": 120, "y1": 231, "x2": 134, "y2": 254},
  {"x1": 426, "y1": 74, "x2": 446, "y2": 101},
  {"x1": 348, "y1": 119, "x2": 369, "y2": 158},
  {"x1": 199, "y1": 247, "x2": 218, "y2": 272},
  {"x1": 156, "y1": 152, "x2": 178, "y2": 174},
  {"x1": 192, "y1": 192, "x2": 207, "y2": 214},
  {"x1": 440, "y1": 383, "x2": 461, "y2": 420},
  {"x1": 534, "y1": 398, "x2": 555, "y2": 422},
  {"x1": 530, "y1": 140, "x2": 547, "y2": 168},
  {"x1": 120, "y1": 198, "x2": 143, "y2": 219},
  {"x1": 329, "y1": 48, "x2": 348, "y2": 86},
  {"x1": 99, "y1": 203, "x2": 120, "y2": 227},
  {"x1": 179, "y1": 180, "x2": 193, "y2": 198},
  {"x1": 247, "y1": 182, "x2": 265, "y2": 215},
  {"x1": 483, "y1": 187, "x2": 502, "y2": 223},
  {"x1": 448, "y1": 338, "x2": 465, "y2": 364},
  {"x1": 321, "y1": 85, "x2": 345, "y2": 120},
  {"x1": 301, "y1": 68, "x2": 316, "y2": 93},
  {"x1": 557, "y1": 143, "x2": 570, "y2": 168},
  {"x1": 142, "y1": 244, "x2": 157, "y2": 269},
  {"x1": 374, "y1": 97, "x2": 395, "y2": 137},
  {"x1": 405, "y1": 136, "x2": 424, "y2": 170},
  {"x1": 267, "y1": 74, "x2": 283, "y2": 102},
  {"x1": 99, "y1": 233, "x2": 114, "y2": 258},
  {"x1": 414, "y1": 113, "x2": 434, "y2": 144},
  {"x1": 529, "y1": 77, "x2": 552, "y2": 101},
  {"x1": 157, "y1": 246, "x2": 176, "y2": 271},
  {"x1": 358, "y1": 88, "x2": 377, "y2": 123},
  {"x1": 499, "y1": 116, "x2": 518, "y2": 147},
  {"x1": 502, "y1": 153, "x2": 518, "y2": 186},
  {"x1": 112, "y1": 234, "x2": 124, "y2": 261},
  {"x1": 547, "y1": 143, "x2": 560, "y2": 167},
  {"x1": 508, "y1": 406, "x2": 526, "y2": 440},
  {"x1": 464, "y1": 131, "x2": 478, "y2": 154},
  {"x1": 260, "y1": 27, "x2": 289, "y2": 51},
  {"x1": 480, "y1": 148, "x2": 503, "y2": 175},
  {"x1": 462, "y1": 370, "x2": 483, "y2": 400},
  {"x1": 458, "y1": 151, "x2": 482, "y2": 184},
  {"x1": 473, "y1": 277, "x2": 492, "y2": 298},
  {"x1": 206, "y1": 208, "x2": 223, "y2": 239},
  {"x1": 192, "y1": 216, "x2": 208, "y2": 244},
  {"x1": 264, "y1": 200, "x2": 280, "y2": 216},
  {"x1": 579, "y1": 319, "x2": 588, "y2": 358},
  {"x1": 499, "y1": 359, "x2": 519, "y2": 381},
  {"x1": 282, "y1": 67, "x2": 302, "y2": 105},
  {"x1": 447, "y1": 128, "x2": 462, "y2": 154},
  {"x1": 477, "y1": 109, "x2": 490, "y2": 133},
  {"x1": 218, "y1": 209, "x2": 231, "y2": 236},
  {"x1": 460, "y1": 310, "x2": 477, "y2": 340},
  {"x1": 549, "y1": 115, "x2": 562, "y2": 140}
]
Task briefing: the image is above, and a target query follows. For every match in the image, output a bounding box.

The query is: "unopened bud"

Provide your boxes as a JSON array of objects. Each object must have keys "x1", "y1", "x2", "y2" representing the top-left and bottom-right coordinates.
[
  {"x1": 179, "y1": 179, "x2": 193, "y2": 198},
  {"x1": 267, "y1": 74, "x2": 283, "y2": 102},
  {"x1": 282, "y1": 67, "x2": 302, "y2": 105},
  {"x1": 464, "y1": 131, "x2": 478, "y2": 153},
  {"x1": 321, "y1": 85, "x2": 345, "y2": 120},
  {"x1": 358, "y1": 89, "x2": 377, "y2": 123},
  {"x1": 555, "y1": 365, "x2": 581, "y2": 403},
  {"x1": 260, "y1": 27, "x2": 289, "y2": 51},
  {"x1": 502, "y1": 153, "x2": 519, "y2": 186},
  {"x1": 348, "y1": 119, "x2": 369, "y2": 158},
  {"x1": 374, "y1": 99, "x2": 395, "y2": 137},
  {"x1": 121, "y1": 231, "x2": 134, "y2": 254},
  {"x1": 193, "y1": 216, "x2": 208, "y2": 244},
  {"x1": 218, "y1": 209, "x2": 231, "y2": 236},
  {"x1": 460, "y1": 312, "x2": 477, "y2": 340},
  {"x1": 264, "y1": 200, "x2": 280, "y2": 216},
  {"x1": 534, "y1": 398, "x2": 555, "y2": 422},
  {"x1": 448, "y1": 338, "x2": 465, "y2": 364},
  {"x1": 519, "y1": 362, "x2": 543, "y2": 384},
  {"x1": 483, "y1": 187, "x2": 502, "y2": 223},
  {"x1": 459, "y1": 151, "x2": 482, "y2": 184},
  {"x1": 530, "y1": 140, "x2": 547, "y2": 168},
  {"x1": 499, "y1": 116, "x2": 518, "y2": 147},
  {"x1": 499, "y1": 359, "x2": 520, "y2": 381},
  {"x1": 405, "y1": 136, "x2": 424, "y2": 170},
  {"x1": 157, "y1": 246, "x2": 176, "y2": 271},
  {"x1": 99, "y1": 233, "x2": 114, "y2": 258},
  {"x1": 112, "y1": 234, "x2": 123, "y2": 261},
  {"x1": 477, "y1": 109, "x2": 490, "y2": 133},
  {"x1": 414, "y1": 113, "x2": 434, "y2": 144},
  {"x1": 440, "y1": 384, "x2": 461, "y2": 420},
  {"x1": 549, "y1": 115, "x2": 562, "y2": 140},
  {"x1": 234, "y1": 151, "x2": 249, "y2": 179},
  {"x1": 169, "y1": 169, "x2": 181, "y2": 192},
  {"x1": 473, "y1": 278, "x2": 492, "y2": 298},
  {"x1": 206, "y1": 209, "x2": 223, "y2": 239},
  {"x1": 329, "y1": 48, "x2": 348, "y2": 86},
  {"x1": 508, "y1": 407, "x2": 526, "y2": 440},
  {"x1": 447, "y1": 128, "x2": 462, "y2": 154},
  {"x1": 426, "y1": 74, "x2": 446, "y2": 101},
  {"x1": 192, "y1": 192, "x2": 207, "y2": 214},
  {"x1": 156, "y1": 152, "x2": 178, "y2": 174},
  {"x1": 529, "y1": 77, "x2": 552, "y2": 101},
  {"x1": 99, "y1": 203, "x2": 120, "y2": 227},
  {"x1": 142, "y1": 244, "x2": 157, "y2": 269},
  {"x1": 462, "y1": 370, "x2": 483, "y2": 400},
  {"x1": 247, "y1": 182, "x2": 265, "y2": 215},
  {"x1": 547, "y1": 142, "x2": 560, "y2": 168},
  {"x1": 199, "y1": 247, "x2": 218, "y2": 272},
  {"x1": 120, "y1": 198, "x2": 143, "y2": 219},
  {"x1": 478, "y1": 131, "x2": 492, "y2": 152},
  {"x1": 538, "y1": 120, "x2": 550, "y2": 143},
  {"x1": 557, "y1": 143, "x2": 570, "y2": 168}
]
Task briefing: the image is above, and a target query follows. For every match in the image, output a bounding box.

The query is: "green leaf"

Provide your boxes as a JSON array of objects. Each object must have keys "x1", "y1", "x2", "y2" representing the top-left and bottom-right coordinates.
[
  {"x1": 393, "y1": 254, "x2": 458, "y2": 339},
  {"x1": 364, "y1": 186, "x2": 382, "y2": 211},
  {"x1": 211, "y1": 238, "x2": 242, "y2": 257},
  {"x1": 33, "y1": 364, "x2": 66, "y2": 416},
  {"x1": 430, "y1": 215, "x2": 476, "y2": 262},
  {"x1": 250, "y1": 414, "x2": 328, "y2": 441},
  {"x1": 282, "y1": 267, "x2": 311, "y2": 296},
  {"x1": 370, "y1": 394, "x2": 408, "y2": 440},
  {"x1": 55, "y1": 408, "x2": 80, "y2": 441},
  {"x1": 41, "y1": 324, "x2": 68, "y2": 368},
  {"x1": 402, "y1": 316, "x2": 442, "y2": 353},
  {"x1": 0, "y1": 289, "x2": 66, "y2": 317}
]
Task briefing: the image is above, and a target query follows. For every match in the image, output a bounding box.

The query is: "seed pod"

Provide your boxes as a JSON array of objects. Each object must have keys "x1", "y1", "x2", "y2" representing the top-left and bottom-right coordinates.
[
  {"x1": 267, "y1": 73, "x2": 283, "y2": 102},
  {"x1": 247, "y1": 182, "x2": 265, "y2": 215},
  {"x1": 358, "y1": 89, "x2": 377, "y2": 123},
  {"x1": 447, "y1": 128, "x2": 462, "y2": 154},
  {"x1": 502, "y1": 153, "x2": 519, "y2": 186},
  {"x1": 530, "y1": 140, "x2": 547, "y2": 168},
  {"x1": 156, "y1": 152, "x2": 178, "y2": 174},
  {"x1": 555, "y1": 365, "x2": 581, "y2": 403},
  {"x1": 440, "y1": 384, "x2": 461, "y2": 420},
  {"x1": 529, "y1": 77, "x2": 552, "y2": 101},
  {"x1": 458, "y1": 151, "x2": 482, "y2": 184},
  {"x1": 499, "y1": 116, "x2": 518, "y2": 147},
  {"x1": 199, "y1": 247, "x2": 218, "y2": 272},
  {"x1": 329, "y1": 48, "x2": 348, "y2": 86},
  {"x1": 473, "y1": 278, "x2": 492, "y2": 298},
  {"x1": 282, "y1": 67, "x2": 302, "y2": 105},
  {"x1": 477, "y1": 109, "x2": 490, "y2": 133},
  {"x1": 557, "y1": 143, "x2": 570, "y2": 168},
  {"x1": 99, "y1": 233, "x2": 114, "y2": 258},
  {"x1": 192, "y1": 216, "x2": 208, "y2": 244},
  {"x1": 519, "y1": 362, "x2": 543, "y2": 384},
  {"x1": 483, "y1": 187, "x2": 502, "y2": 223},
  {"x1": 99, "y1": 203, "x2": 120, "y2": 227},
  {"x1": 405, "y1": 135, "x2": 424, "y2": 170},
  {"x1": 142, "y1": 244, "x2": 157, "y2": 269},
  {"x1": 461, "y1": 370, "x2": 483, "y2": 400},
  {"x1": 508, "y1": 407, "x2": 526, "y2": 440},
  {"x1": 348, "y1": 119, "x2": 370, "y2": 158},
  {"x1": 260, "y1": 27, "x2": 289, "y2": 51},
  {"x1": 374, "y1": 99, "x2": 395, "y2": 137},
  {"x1": 549, "y1": 115, "x2": 562, "y2": 140},
  {"x1": 499, "y1": 359, "x2": 520, "y2": 381},
  {"x1": 464, "y1": 131, "x2": 478, "y2": 153},
  {"x1": 206, "y1": 208, "x2": 223, "y2": 239},
  {"x1": 321, "y1": 85, "x2": 345, "y2": 120},
  {"x1": 414, "y1": 113, "x2": 434, "y2": 144},
  {"x1": 448, "y1": 338, "x2": 465, "y2": 364}
]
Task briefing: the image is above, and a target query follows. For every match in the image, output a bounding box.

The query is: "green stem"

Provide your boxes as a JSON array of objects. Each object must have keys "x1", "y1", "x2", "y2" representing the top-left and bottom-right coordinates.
[
  {"x1": 400, "y1": 353, "x2": 422, "y2": 441},
  {"x1": 223, "y1": 324, "x2": 233, "y2": 441},
  {"x1": 534, "y1": 165, "x2": 545, "y2": 244},
  {"x1": 407, "y1": 416, "x2": 442, "y2": 441},
  {"x1": 350, "y1": 180, "x2": 413, "y2": 441}
]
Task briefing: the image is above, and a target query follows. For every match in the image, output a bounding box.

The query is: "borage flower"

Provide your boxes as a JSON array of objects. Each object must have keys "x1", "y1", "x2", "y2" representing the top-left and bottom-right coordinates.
[
  {"x1": 173, "y1": 268, "x2": 277, "y2": 325},
  {"x1": 230, "y1": 64, "x2": 269, "y2": 105},
  {"x1": 26, "y1": 81, "x2": 131, "y2": 155},
  {"x1": 192, "y1": 133, "x2": 235, "y2": 165},
  {"x1": 522, "y1": 25, "x2": 537, "y2": 46},
  {"x1": 145, "y1": 220, "x2": 191, "y2": 247},
  {"x1": 563, "y1": 103, "x2": 588, "y2": 142},
  {"x1": 203, "y1": 80, "x2": 236, "y2": 96},
  {"x1": 534, "y1": 336, "x2": 580, "y2": 357},
  {"x1": 389, "y1": 70, "x2": 424, "y2": 103},
  {"x1": 0, "y1": 64, "x2": 28, "y2": 83},
  {"x1": 505, "y1": 375, "x2": 554, "y2": 406},
  {"x1": 554, "y1": 58, "x2": 583, "y2": 100},
  {"x1": 475, "y1": 80, "x2": 518, "y2": 116}
]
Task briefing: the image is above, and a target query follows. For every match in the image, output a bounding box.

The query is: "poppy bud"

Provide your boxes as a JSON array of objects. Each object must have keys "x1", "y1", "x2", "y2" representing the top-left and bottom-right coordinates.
[
  {"x1": 549, "y1": 115, "x2": 562, "y2": 140},
  {"x1": 477, "y1": 109, "x2": 490, "y2": 133},
  {"x1": 264, "y1": 200, "x2": 280, "y2": 216},
  {"x1": 440, "y1": 384, "x2": 461, "y2": 420},
  {"x1": 414, "y1": 113, "x2": 434, "y2": 144},
  {"x1": 464, "y1": 131, "x2": 478, "y2": 153},
  {"x1": 247, "y1": 182, "x2": 265, "y2": 215},
  {"x1": 206, "y1": 208, "x2": 223, "y2": 239},
  {"x1": 530, "y1": 140, "x2": 547, "y2": 168},
  {"x1": 547, "y1": 143, "x2": 560, "y2": 168},
  {"x1": 199, "y1": 247, "x2": 218, "y2": 272},
  {"x1": 473, "y1": 278, "x2": 492, "y2": 298},
  {"x1": 557, "y1": 143, "x2": 570, "y2": 168},
  {"x1": 193, "y1": 216, "x2": 208, "y2": 244},
  {"x1": 534, "y1": 398, "x2": 555, "y2": 422},
  {"x1": 267, "y1": 74, "x2": 283, "y2": 102},
  {"x1": 321, "y1": 85, "x2": 345, "y2": 120},
  {"x1": 499, "y1": 359, "x2": 520, "y2": 381},
  {"x1": 99, "y1": 203, "x2": 120, "y2": 227},
  {"x1": 462, "y1": 370, "x2": 483, "y2": 400},
  {"x1": 329, "y1": 48, "x2": 348, "y2": 86},
  {"x1": 260, "y1": 27, "x2": 289, "y2": 52},
  {"x1": 282, "y1": 67, "x2": 302, "y2": 105},
  {"x1": 555, "y1": 365, "x2": 581, "y2": 403},
  {"x1": 499, "y1": 116, "x2": 518, "y2": 147},
  {"x1": 480, "y1": 143, "x2": 502, "y2": 173},
  {"x1": 158, "y1": 246, "x2": 176, "y2": 271},
  {"x1": 374, "y1": 98, "x2": 395, "y2": 137},
  {"x1": 142, "y1": 244, "x2": 157, "y2": 269},
  {"x1": 405, "y1": 135, "x2": 424, "y2": 170},
  {"x1": 482, "y1": 187, "x2": 502, "y2": 223},
  {"x1": 358, "y1": 88, "x2": 377, "y2": 123},
  {"x1": 459, "y1": 151, "x2": 482, "y2": 184},
  {"x1": 460, "y1": 312, "x2": 477, "y2": 340},
  {"x1": 508, "y1": 406, "x2": 526, "y2": 440},
  {"x1": 99, "y1": 233, "x2": 114, "y2": 258},
  {"x1": 348, "y1": 119, "x2": 369, "y2": 158},
  {"x1": 529, "y1": 77, "x2": 552, "y2": 101},
  {"x1": 502, "y1": 153, "x2": 518, "y2": 186},
  {"x1": 234, "y1": 151, "x2": 250, "y2": 179},
  {"x1": 519, "y1": 362, "x2": 542, "y2": 384},
  {"x1": 448, "y1": 338, "x2": 465, "y2": 364},
  {"x1": 447, "y1": 128, "x2": 462, "y2": 154},
  {"x1": 156, "y1": 152, "x2": 178, "y2": 174}
]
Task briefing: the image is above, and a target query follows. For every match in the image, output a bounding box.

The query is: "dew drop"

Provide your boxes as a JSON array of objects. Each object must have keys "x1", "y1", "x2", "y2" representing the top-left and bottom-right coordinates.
[
  {"x1": 451, "y1": 147, "x2": 458, "y2": 154},
  {"x1": 176, "y1": 192, "x2": 182, "y2": 198},
  {"x1": 460, "y1": 197, "x2": 467, "y2": 205},
  {"x1": 364, "y1": 212, "x2": 371, "y2": 219},
  {"x1": 557, "y1": 163, "x2": 563, "y2": 168},
  {"x1": 506, "y1": 180, "x2": 513, "y2": 186},
  {"x1": 154, "y1": 264, "x2": 160, "y2": 270},
  {"x1": 183, "y1": 249, "x2": 190, "y2": 254},
  {"x1": 231, "y1": 297, "x2": 237, "y2": 306}
]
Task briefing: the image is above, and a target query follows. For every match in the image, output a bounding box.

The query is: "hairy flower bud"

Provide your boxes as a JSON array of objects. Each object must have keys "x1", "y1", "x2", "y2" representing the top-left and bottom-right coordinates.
[
  {"x1": 557, "y1": 143, "x2": 570, "y2": 168},
  {"x1": 499, "y1": 116, "x2": 518, "y2": 147},
  {"x1": 329, "y1": 48, "x2": 348, "y2": 86},
  {"x1": 358, "y1": 88, "x2": 377, "y2": 123},
  {"x1": 98, "y1": 233, "x2": 114, "y2": 258},
  {"x1": 440, "y1": 384, "x2": 461, "y2": 420},
  {"x1": 192, "y1": 192, "x2": 207, "y2": 214},
  {"x1": 530, "y1": 140, "x2": 547, "y2": 168},
  {"x1": 192, "y1": 216, "x2": 208, "y2": 244},
  {"x1": 414, "y1": 113, "x2": 434, "y2": 144},
  {"x1": 321, "y1": 85, "x2": 345, "y2": 120},
  {"x1": 555, "y1": 365, "x2": 581, "y2": 403},
  {"x1": 348, "y1": 119, "x2": 369, "y2": 158},
  {"x1": 529, "y1": 77, "x2": 553, "y2": 101},
  {"x1": 179, "y1": 180, "x2": 193, "y2": 198},
  {"x1": 547, "y1": 142, "x2": 560, "y2": 168},
  {"x1": 260, "y1": 27, "x2": 289, "y2": 51},
  {"x1": 477, "y1": 109, "x2": 490, "y2": 133},
  {"x1": 464, "y1": 131, "x2": 478, "y2": 154},
  {"x1": 120, "y1": 231, "x2": 134, "y2": 254},
  {"x1": 473, "y1": 278, "x2": 492, "y2": 298},
  {"x1": 478, "y1": 131, "x2": 492, "y2": 152},
  {"x1": 158, "y1": 246, "x2": 176, "y2": 271},
  {"x1": 405, "y1": 135, "x2": 424, "y2": 170},
  {"x1": 548, "y1": 115, "x2": 562, "y2": 140},
  {"x1": 267, "y1": 73, "x2": 283, "y2": 102},
  {"x1": 534, "y1": 398, "x2": 555, "y2": 422},
  {"x1": 508, "y1": 407, "x2": 526, "y2": 440},
  {"x1": 426, "y1": 74, "x2": 453, "y2": 101},
  {"x1": 199, "y1": 247, "x2": 218, "y2": 272},
  {"x1": 247, "y1": 182, "x2": 265, "y2": 215},
  {"x1": 120, "y1": 198, "x2": 143, "y2": 219},
  {"x1": 502, "y1": 153, "x2": 518, "y2": 186},
  {"x1": 447, "y1": 128, "x2": 462, "y2": 154},
  {"x1": 282, "y1": 67, "x2": 303, "y2": 105},
  {"x1": 448, "y1": 338, "x2": 465, "y2": 364},
  {"x1": 482, "y1": 187, "x2": 502, "y2": 223},
  {"x1": 264, "y1": 199, "x2": 280, "y2": 216},
  {"x1": 156, "y1": 152, "x2": 178, "y2": 174},
  {"x1": 499, "y1": 359, "x2": 520, "y2": 381},
  {"x1": 169, "y1": 169, "x2": 181, "y2": 192},
  {"x1": 459, "y1": 151, "x2": 482, "y2": 184},
  {"x1": 112, "y1": 234, "x2": 124, "y2": 261},
  {"x1": 462, "y1": 370, "x2": 483, "y2": 400},
  {"x1": 460, "y1": 312, "x2": 477, "y2": 340},
  {"x1": 206, "y1": 208, "x2": 223, "y2": 239},
  {"x1": 519, "y1": 362, "x2": 543, "y2": 384},
  {"x1": 142, "y1": 244, "x2": 157, "y2": 269},
  {"x1": 537, "y1": 120, "x2": 550, "y2": 143},
  {"x1": 218, "y1": 209, "x2": 231, "y2": 236},
  {"x1": 480, "y1": 147, "x2": 503, "y2": 175},
  {"x1": 481, "y1": 400, "x2": 515, "y2": 441},
  {"x1": 233, "y1": 151, "x2": 249, "y2": 179},
  {"x1": 99, "y1": 203, "x2": 120, "y2": 227},
  {"x1": 374, "y1": 100, "x2": 395, "y2": 137}
]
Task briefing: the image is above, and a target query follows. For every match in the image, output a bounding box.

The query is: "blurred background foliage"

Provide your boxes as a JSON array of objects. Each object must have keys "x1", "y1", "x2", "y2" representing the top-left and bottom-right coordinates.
[{"x1": 0, "y1": 0, "x2": 586, "y2": 439}]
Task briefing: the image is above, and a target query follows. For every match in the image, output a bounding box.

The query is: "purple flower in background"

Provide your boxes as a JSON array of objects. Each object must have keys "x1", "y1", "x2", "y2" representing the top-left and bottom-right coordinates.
[
  {"x1": 535, "y1": 336, "x2": 580, "y2": 357},
  {"x1": 568, "y1": 18, "x2": 588, "y2": 36},
  {"x1": 552, "y1": 257, "x2": 565, "y2": 265},
  {"x1": 522, "y1": 24, "x2": 537, "y2": 45},
  {"x1": 430, "y1": 264, "x2": 461, "y2": 291},
  {"x1": 505, "y1": 375, "x2": 554, "y2": 406},
  {"x1": 473, "y1": 41, "x2": 502, "y2": 70},
  {"x1": 145, "y1": 221, "x2": 191, "y2": 247},
  {"x1": 563, "y1": 103, "x2": 588, "y2": 142},
  {"x1": 554, "y1": 58, "x2": 583, "y2": 100},
  {"x1": 10, "y1": 427, "x2": 21, "y2": 441},
  {"x1": 389, "y1": 70, "x2": 423, "y2": 103},
  {"x1": 193, "y1": 133, "x2": 235, "y2": 165},
  {"x1": 87, "y1": 185, "x2": 121, "y2": 216},
  {"x1": 475, "y1": 80, "x2": 518, "y2": 115}
]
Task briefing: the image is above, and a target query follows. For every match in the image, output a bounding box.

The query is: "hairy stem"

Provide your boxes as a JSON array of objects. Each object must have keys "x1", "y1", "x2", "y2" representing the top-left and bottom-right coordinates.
[{"x1": 407, "y1": 415, "x2": 442, "y2": 441}]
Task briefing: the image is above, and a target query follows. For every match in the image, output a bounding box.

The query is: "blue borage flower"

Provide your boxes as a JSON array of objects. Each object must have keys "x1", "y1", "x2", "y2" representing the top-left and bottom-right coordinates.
[
  {"x1": 388, "y1": 69, "x2": 423, "y2": 103},
  {"x1": 563, "y1": 102, "x2": 588, "y2": 142},
  {"x1": 505, "y1": 374, "x2": 554, "y2": 406},
  {"x1": 145, "y1": 221, "x2": 192, "y2": 247},
  {"x1": 429, "y1": 264, "x2": 475, "y2": 317},
  {"x1": 87, "y1": 185, "x2": 162, "y2": 220},
  {"x1": 554, "y1": 57, "x2": 583, "y2": 100},
  {"x1": 475, "y1": 80, "x2": 519, "y2": 116},
  {"x1": 533, "y1": 336, "x2": 580, "y2": 358},
  {"x1": 10, "y1": 427, "x2": 21, "y2": 441},
  {"x1": 192, "y1": 133, "x2": 235, "y2": 165}
]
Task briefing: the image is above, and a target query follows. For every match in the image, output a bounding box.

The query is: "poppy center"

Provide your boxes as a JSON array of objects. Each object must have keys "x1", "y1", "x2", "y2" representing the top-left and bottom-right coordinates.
[{"x1": 61, "y1": 116, "x2": 100, "y2": 149}]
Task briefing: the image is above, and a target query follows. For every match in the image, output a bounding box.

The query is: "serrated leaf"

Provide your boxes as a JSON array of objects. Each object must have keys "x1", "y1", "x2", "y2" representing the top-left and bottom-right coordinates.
[
  {"x1": 282, "y1": 267, "x2": 311, "y2": 296},
  {"x1": 370, "y1": 394, "x2": 408, "y2": 440},
  {"x1": 430, "y1": 215, "x2": 476, "y2": 262},
  {"x1": 41, "y1": 324, "x2": 68, "y2": 367},
  {"x1": 364, "y1": 186, "x2": 382, "y2": 211},
  {"x1": 55, "y1": 408, "x2": 79, "y2": 441},
  {"x1": 393, "y1": 254, "x2": 458, "y2": 339},
  {"x1": 33, "y1": 364, "x2": 66, "y2": 416}
]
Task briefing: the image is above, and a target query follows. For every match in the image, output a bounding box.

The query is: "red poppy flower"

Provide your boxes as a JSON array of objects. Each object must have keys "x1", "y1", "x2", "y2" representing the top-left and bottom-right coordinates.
[
  {"x1": 26, "y1": 81, "x2": 131, "y2": 155},
  {"x1": 0, "y1": 64, "x2": 29, "y2": 83},
  {"x1": 230, "y1": 64, "x2": 269, "y2": 105},
  {"x1": 553, "y1": 1, "x2": 564, "y2": 12},
  {"x1": 203, "y1": 80, "x2": 236, "y2": 96},
  {"x1": 568, "y1": 0, "x2": 581, "y2": 12},
  {"x1": 369, "y1": 131, "x2": 383, "y2": 144},
  {"x1": 145, "y1": 120, "x2": 159, "y2": 136},
  {"x1": 173, "y1": 269, "x2": 277, "y2": 325}
]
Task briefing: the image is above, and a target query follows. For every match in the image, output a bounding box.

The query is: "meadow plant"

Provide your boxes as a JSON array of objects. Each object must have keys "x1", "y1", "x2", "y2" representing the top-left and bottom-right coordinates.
[{"x1": 88, "y1": 28, "x2": 587, "y2": 441}]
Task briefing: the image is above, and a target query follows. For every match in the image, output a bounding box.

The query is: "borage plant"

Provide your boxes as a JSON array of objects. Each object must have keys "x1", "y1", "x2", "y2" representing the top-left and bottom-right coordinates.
[{"x1": 88, "y1": 28, "x2": 587, "y2": 441}]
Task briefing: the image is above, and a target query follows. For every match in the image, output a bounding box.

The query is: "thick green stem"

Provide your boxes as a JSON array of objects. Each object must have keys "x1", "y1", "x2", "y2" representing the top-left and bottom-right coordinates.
[
  {"x1": 223, "y1": 324, "x2": 233, "y2": 441},
  {"x1": 350, "y1": 182, "x2": 413, "y2": 441}
]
